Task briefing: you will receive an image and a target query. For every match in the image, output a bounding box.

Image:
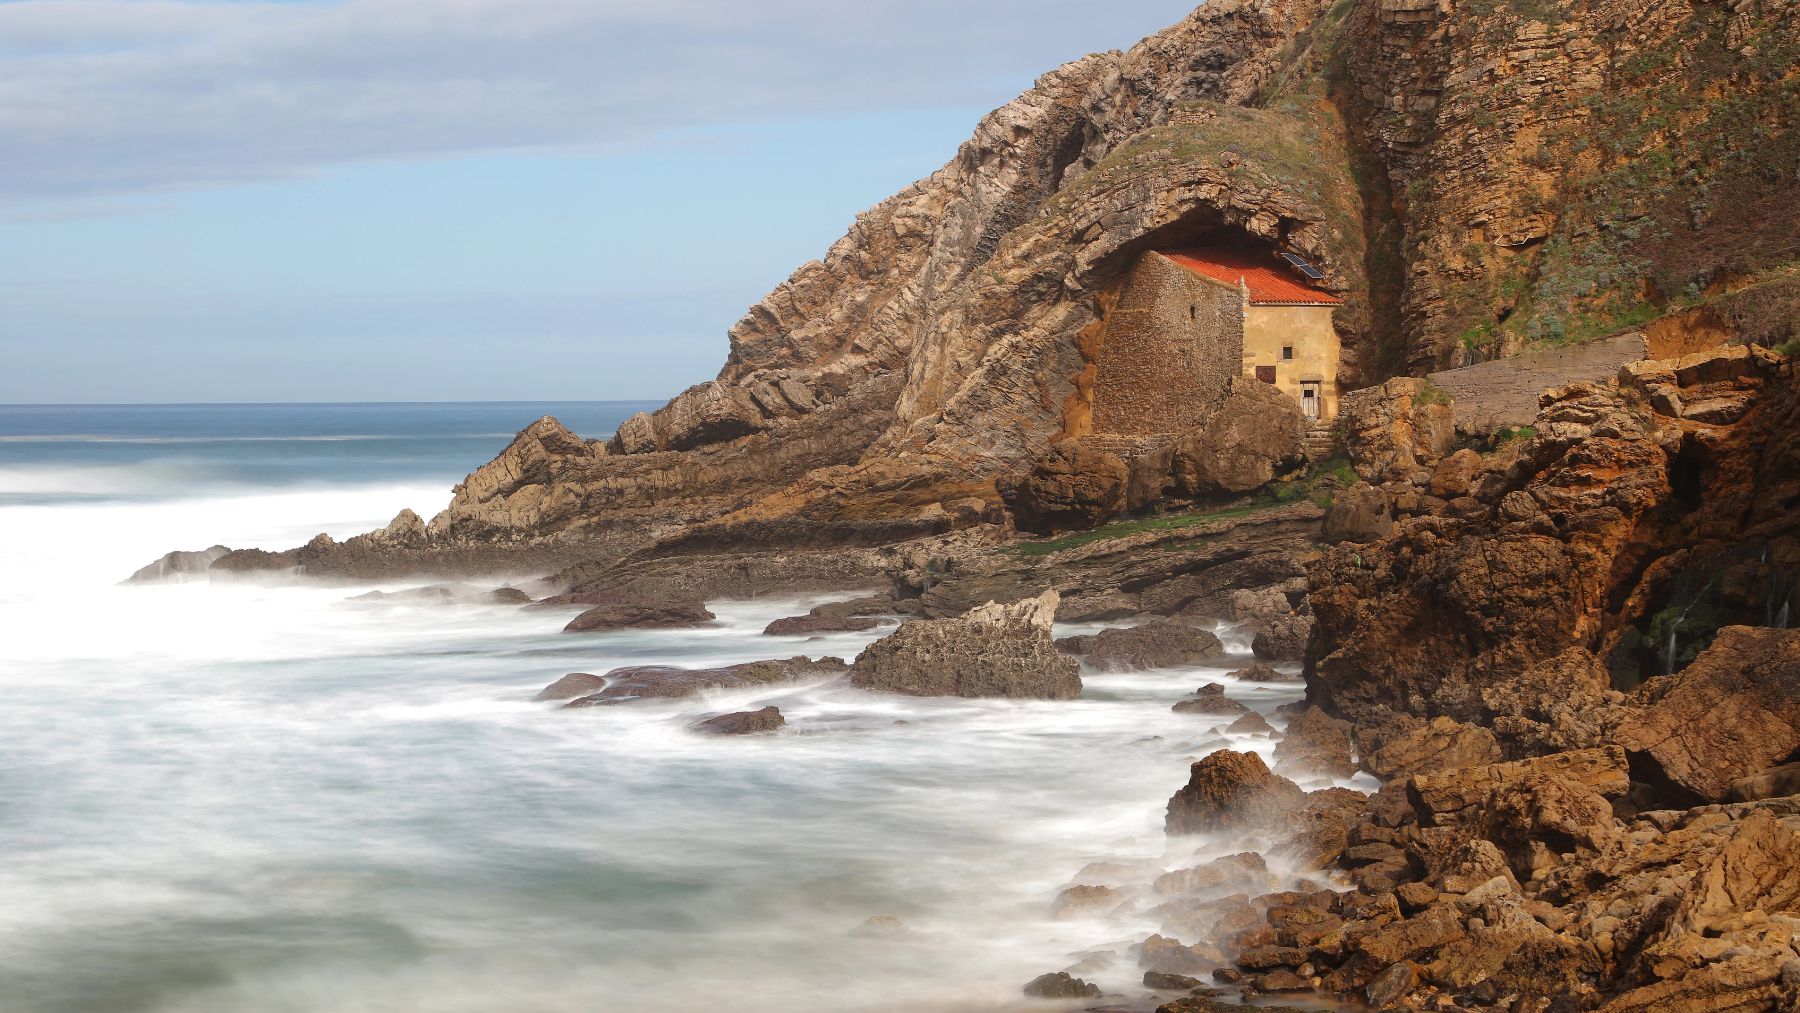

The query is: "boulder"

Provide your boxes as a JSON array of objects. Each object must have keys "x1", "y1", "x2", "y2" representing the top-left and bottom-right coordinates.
[
  {"x1": 564, "y1": 600, "x2": 716, "y2": 632},
  {"x1": 1273, "y1": 706, "x2": 1356, "y2": 780},
  {"x1": 534, "y1": 672, "x2": 607, "y2": 701},
  {"x1": 1427, "y1": 448, "x2": 1485, "y2": 498},
  {"x1": 1229, "y1": 662, "x2": 1291, "y2": 683},
  {"x1": 998, "y1": 441, "x2": 1128, "y2": 534},
  {"x1": 1226, "y1": 711, "x2": 1275, "y2": 735},
  {"x1": 1173, "y1": 683, "x2": 1251, "y2": 716},
  {"x1": 1056, "y1": 621, "x2": 1227, "y2": 671},
  {"x1": 1339, "y1": 377, "x2": 1455, "y2": 484},
  {"x1": 692, "y1": 706, "x2": 785, "y2": 735},
  {"x1": 1408, "y1": 747, "x2": 1630, "y2": 829},
  {"x1": 1169, "y1": 376, "x2": 1306, "y2": 496},
  {"x1": 1322, "y1": 482, "x2": 1393, "y2": 544},
  {"x1": 1051, "y1": 884, "x2": 1121, "y2": 919},
  {"x1": 1615, "y1": 626, "x2": 1800, "y2": 802},
  {"x1": 565, "y1": 657, "x2": 846, "y2": 705},
  {"x1": 1020, "y1": 971, "x2": 1100, "y2": 999},
  {"x1": 1166, "y1": 750, "x2": 1306, "y2": 835},
  {"x1": 1229, "y1": 586, "x2": 1293, "y2": 626},
  {"x1": 763, "y1": 613, "x2": 882, "y2": 636},
  {"x1": 848, "y1": 590, "x2": 1081, "y2": 699},
  {"x1": 1251, "y1": 614, "x2": 1312, "y2": 662}
]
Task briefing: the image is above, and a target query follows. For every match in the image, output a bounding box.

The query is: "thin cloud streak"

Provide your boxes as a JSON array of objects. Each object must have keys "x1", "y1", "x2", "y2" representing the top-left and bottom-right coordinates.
[{"x1": 0, "y1": 0, "x2": 1198, "y2": 201}]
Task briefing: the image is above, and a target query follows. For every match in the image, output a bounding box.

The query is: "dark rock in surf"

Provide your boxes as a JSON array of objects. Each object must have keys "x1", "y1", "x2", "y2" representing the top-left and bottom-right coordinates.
[
  {"x1": 564, "y1": 656, "x2": 846, "y2": 705},
  {"x1": 563, "y1": 600, "x2": 716, "y2": 632},
  {"x1": 763, "y1": 613, "x2": 882, "y2": 636},
  {"x1": 1021, "y1": 971, "x2": 1101, "y2": 999},
  {"x1": 692, "y1": 706, "x2": 785, "y2": 735},
  {"x1": 1250, "y1": 614, "x2": 1312, "y2": 662},
  {"x1": 1173, "y1": 683, "x2": 1250, "y2": 716},
  {"x1": 534, "y1": 672, "x2": 607, "y2": 701},
  {"x1": 1055, "y1": 620, "x2": 1227, "y2": 672}
]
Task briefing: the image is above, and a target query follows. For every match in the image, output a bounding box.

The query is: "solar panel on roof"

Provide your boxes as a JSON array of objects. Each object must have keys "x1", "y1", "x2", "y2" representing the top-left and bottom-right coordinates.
[{"x1": 1280, "y1": 252, "x2": 1326, "y2": 281}]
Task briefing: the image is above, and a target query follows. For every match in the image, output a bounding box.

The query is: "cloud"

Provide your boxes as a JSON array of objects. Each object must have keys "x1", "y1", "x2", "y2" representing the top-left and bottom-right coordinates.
[{"x1": 0, "y1": 0, "x2": 1197, "y2": 201}]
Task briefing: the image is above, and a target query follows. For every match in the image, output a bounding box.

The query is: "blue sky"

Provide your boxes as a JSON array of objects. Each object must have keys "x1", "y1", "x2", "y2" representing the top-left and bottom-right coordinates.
[{"x1": 0, "y1": 0, "x2": 1201, "y2": 403}]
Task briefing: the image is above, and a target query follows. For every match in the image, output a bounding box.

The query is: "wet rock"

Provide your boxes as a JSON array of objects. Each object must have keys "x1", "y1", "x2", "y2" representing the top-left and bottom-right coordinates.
[
  {"x1": 1143, "y1": 970, "x2": 1205, "y2": 990},
  {"x1": 565, "y1": 657, "x2": 846, "y2": 705},
  {"x1": 1615, "y1": 626, "x2": 1800, "y2": 803},
  {"x1": 1364, "y1": 961, "x2": 1416, "y2": 1009},
  {"x1": 1322, "y1": 482, "x2": 1393, "y2": 544},
  {"x1": 533, "y1": 672, "x2": 607, "y2": 701},
  {"x1": 849, "y1": 590, "x2": 1080, "y2": 699},
  {"x1": 1140, "y1": 933, "x2": 1218, "y2": 976},
  {"x1": 487, "y1": 586, "x2": 534, "y2": 604},
  {"x1": 691, "y1": 706, "x2": 785, "y2": 735},
  {"x1": 1173, "y1": 683, "x2": 1251, "y2": 717},
  {"x1": 762, "y1": 613, "x2": 882, "y2": 636},
  {"x1": 850, "y1": 914, "x2": 905, "y2": 936},
  {"x1": 1055, "y1": 621, "x2": 1226, "y2": 672},
  {"x1": 1051, "y1": 884, "x2": 1121, "y2": 919},
  {"x1": 1229, "y1": 587, "x2": 1293, "y2": 626},
  {"x1": 1166, "y1": 750, "x2": 1305, "y2": 835},
  {"x1": 1226, "y1": 711, "x2": 1275, "y2": 736},
  {"x1": 126, "y1": 544, "x2": 232, "y2": 583},
  {"x1": 1020, "y1": 970, "x2": 1101, "y2": 999},
  {"x1": 563, "y1": 600, "x2": 716, "y2": 632},
  {"x1": 1154, "y1": 853, "x2": 1270, "y2": 897},
  {"x1": 1250, "y1": 614, "x2": 1312, "y2": 662},
  {"x1": 1228, "y1": 662, "x2": 1291, "y2": 682},
  {"x1": 1273, "y1": 706, "x2": 1356, "y2": 780}
]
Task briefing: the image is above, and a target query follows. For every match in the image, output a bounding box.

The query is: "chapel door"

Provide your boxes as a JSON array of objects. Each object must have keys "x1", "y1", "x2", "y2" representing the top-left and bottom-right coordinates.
[{"x1": 1301, "y1": 381, "x2": 1321, "y2": 419}]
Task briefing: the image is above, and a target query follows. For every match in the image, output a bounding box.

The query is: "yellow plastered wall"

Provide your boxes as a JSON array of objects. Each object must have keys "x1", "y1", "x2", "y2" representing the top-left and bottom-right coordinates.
[{"x1": 1241, "y1": 303, "x2": 1342, "y2": 420}]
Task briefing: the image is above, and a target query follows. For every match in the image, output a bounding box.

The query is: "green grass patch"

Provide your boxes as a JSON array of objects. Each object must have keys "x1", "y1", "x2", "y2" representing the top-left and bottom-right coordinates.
[
  {"x1": 1413, "y1": 381, "x2": 1453, "y2": 407},
  {"x1": 1007, "y1": 503, "x2": 1277, "y2": 558}
]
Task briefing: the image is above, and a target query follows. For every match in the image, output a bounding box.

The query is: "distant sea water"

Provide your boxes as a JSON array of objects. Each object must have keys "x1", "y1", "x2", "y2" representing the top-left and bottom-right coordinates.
[{"x1": 0, "y1": 402, "x2": 1356, "y2": 1013}]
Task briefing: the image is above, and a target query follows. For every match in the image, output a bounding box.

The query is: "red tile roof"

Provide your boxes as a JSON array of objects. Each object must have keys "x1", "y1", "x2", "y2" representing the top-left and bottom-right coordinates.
[{"x1": 1160, "y1": 249, "x2": 1343, "y2": 306}]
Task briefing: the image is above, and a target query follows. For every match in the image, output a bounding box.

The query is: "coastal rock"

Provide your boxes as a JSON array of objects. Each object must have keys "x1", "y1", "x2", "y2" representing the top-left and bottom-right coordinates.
[
  {"x1": 1173, "y1": 683, "x2": 1251, "y2": 717},
  {"x1": 1362, "y1": 717, "x2": 1500, "y2": 782},
  {"x1": 692, "y1": 706, "x2": 785, "y2": 735},
  {"x1": 1229, "y1": 662, "x2": 1291, "y2": 683},
  {"x1": 1020, "y1": 971, "x2": 1101, "y2": 999},
  {"x1": 1322, "y1": 482, "x2": 1392, "y2": 544},
  {"x1": 565, "y1": 657, "x2": 846, "y2": 705},
  {"x1": 1051, "y1": 884, "x2": 1122, "y2": 919},
  {"x1": 1250, "y1": 614, "x2": 1311, "y2": 662},
  {"x1": 998, "y1": 440, "x2": 1128, "y2": 534},
  {"x1": 762, "y1": 613, "x2": 883, "y2": 636},
  {"x1": 1166, "y1": 750, "x2": 1305, "y2": 836},
  {"x1": 848, "y1": 590, "x2": 1080, "y2": 699},
  {"x1": 1339, "y1": 379, "x2": 1453, "y2": 484},
  {"x1": 1056, "y1": 621, "x2": 1227, "y2": 672},
  {"x1": 1615, "y1": 626, "x2": 1800, "y2": 803},
  {"x1": 563, "y1": 600, "x2": 716, "y2": 632},
  {"x1": 1273, "y1": 706, "x2": 1356, "y2": 780},
  {"x1": 534, "y1": 673, "x2": 606, "y2": 701},
  {"x1": 1167, "y1": 376, "x2": 1307, "y2": 496},
  {"x1": 126, "y1": 545, "x2": 231, "y2": 583}
]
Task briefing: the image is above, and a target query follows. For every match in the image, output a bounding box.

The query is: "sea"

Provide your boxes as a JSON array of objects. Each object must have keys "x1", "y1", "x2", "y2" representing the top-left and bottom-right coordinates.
[{"x1": 0, "y1": 402, "x2": 1352, "y2": 1013}]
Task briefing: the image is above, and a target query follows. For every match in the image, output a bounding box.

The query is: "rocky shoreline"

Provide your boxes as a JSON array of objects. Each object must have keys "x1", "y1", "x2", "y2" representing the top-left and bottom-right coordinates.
[{"x1": 118, "y1": 0, "x2": 1800, "y2": 1004}]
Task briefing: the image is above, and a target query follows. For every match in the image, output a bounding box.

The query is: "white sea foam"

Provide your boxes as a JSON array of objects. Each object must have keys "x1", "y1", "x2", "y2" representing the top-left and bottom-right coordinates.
[{"x1": 0, "y1": 481, "x2": 1356, "y2": 1013}]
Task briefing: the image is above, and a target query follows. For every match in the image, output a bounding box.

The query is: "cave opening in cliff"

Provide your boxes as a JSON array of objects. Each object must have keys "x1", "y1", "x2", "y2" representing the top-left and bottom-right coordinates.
[{"x1": 1087, "y1": 227, "x2": 1344, "y2": 438}]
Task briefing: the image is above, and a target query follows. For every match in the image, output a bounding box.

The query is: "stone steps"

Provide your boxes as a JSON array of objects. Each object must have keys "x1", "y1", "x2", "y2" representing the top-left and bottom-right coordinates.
[{"x1": 1302, "y1": 423, "x2": 1338, "y2": 462}]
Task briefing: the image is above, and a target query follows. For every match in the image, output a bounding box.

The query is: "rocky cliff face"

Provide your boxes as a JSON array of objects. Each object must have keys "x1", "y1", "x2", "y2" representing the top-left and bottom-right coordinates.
[{"x1": 221, "y1": 0, "x2": 1797, "y2": 580}]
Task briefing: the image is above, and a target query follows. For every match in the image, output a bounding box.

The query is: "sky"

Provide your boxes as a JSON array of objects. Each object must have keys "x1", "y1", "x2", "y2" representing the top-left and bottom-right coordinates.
[{"x1": 0, "y1": 0, "x2": 1203, "y2": 404}]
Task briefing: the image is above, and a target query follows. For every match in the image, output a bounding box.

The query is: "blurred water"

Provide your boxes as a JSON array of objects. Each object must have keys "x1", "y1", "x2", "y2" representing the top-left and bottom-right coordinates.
[{"x1": 0, "y1": 404, "x2": 1355, "y2": 1013}]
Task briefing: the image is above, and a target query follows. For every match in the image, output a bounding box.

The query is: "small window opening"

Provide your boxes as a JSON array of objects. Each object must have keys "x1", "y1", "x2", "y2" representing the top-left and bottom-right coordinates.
[
  {"x1": 1282, "y1": 345, "x2": 1295, "y2": 360},
  {"x1": 1189, "y1": 304, "x2": 1197, "y2": 321}
]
